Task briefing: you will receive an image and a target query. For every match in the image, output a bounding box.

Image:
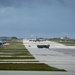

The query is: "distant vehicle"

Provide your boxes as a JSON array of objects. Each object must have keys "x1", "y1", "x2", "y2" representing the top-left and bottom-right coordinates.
[
  {"x1": 29, "y1": 38, "x2": 46, "y2": 42},
  {"x1": 37, "y1": 45, "x2": 44, "y2": 48},
  {"x1": 37, "y1": 45, "x2": 50, "y2": 48},
  {"x1": 0, "y1": 41, "x2": 3, "y2": 48}
]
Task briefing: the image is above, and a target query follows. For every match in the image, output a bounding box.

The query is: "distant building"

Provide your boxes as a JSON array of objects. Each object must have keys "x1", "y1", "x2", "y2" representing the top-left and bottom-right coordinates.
[{"x1": 63, "y1": 34, "x2": 69, "y2": 40}]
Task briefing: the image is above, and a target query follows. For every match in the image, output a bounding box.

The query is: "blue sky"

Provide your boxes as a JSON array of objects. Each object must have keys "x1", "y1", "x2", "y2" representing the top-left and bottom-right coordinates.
[{"x1": 0, "y1": 0, "x2": 75, "y2": 38}]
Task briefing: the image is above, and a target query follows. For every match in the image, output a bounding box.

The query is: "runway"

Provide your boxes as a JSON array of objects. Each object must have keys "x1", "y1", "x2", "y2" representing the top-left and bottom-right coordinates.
[
  {"x1": 26, "y1": 48, "x2": 75, "y2": 72},
  {"x1": 23, "y1": 39, "x2": 75, "y2": 74}
]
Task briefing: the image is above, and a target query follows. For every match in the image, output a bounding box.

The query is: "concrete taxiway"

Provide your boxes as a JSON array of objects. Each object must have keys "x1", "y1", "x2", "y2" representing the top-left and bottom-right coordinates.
[{"x1": 23, "y1": 39, "x2": 75, "y2": 73}]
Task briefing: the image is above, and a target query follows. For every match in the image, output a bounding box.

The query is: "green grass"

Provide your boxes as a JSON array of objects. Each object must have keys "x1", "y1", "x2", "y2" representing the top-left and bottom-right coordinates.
[
  {"x1": 0, "y1": 39, "x2": 35, "y2": 59},
  {"x1": 0, "y1": 63, "x2": 66, "y2": 71},
  {"x1": 59, "y1": 41, "x2": 75, "y2": 46},
  {"x1": 0, "y1": 61, "x2": 39, "y2": 62},
  {"x1": 0, "y1": 57, "x2": 35, "y2": 59},
  {"x1": 48, "y1": 38, "x2": 75, "y2": 46},
  {"x1": 0, "y1": 39, "x2": 26, "y2": 50},
  {"x1": 4, "y1": 42, "x2": 26, "y2": 50}
]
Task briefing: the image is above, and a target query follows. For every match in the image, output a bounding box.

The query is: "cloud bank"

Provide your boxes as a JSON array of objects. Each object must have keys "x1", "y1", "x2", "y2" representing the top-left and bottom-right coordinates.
[{"x1": 0, "y1": 0, "x2": 75, "y2": 38}]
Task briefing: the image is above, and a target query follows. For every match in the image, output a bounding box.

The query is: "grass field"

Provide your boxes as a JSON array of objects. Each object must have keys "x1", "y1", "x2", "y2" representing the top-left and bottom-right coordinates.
[
  {"x1": 0, "y1": 39, "x2": 34, "y2": 59},
  {"x1": 48, "y1": 38, "x2": 75, "y2": 46},
  {"x1": 59, "y1": 41, "x2": 75, "y2": 46},
  {"x1": 0, "y1": 63, "x2": 66, "y2": 71}
]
